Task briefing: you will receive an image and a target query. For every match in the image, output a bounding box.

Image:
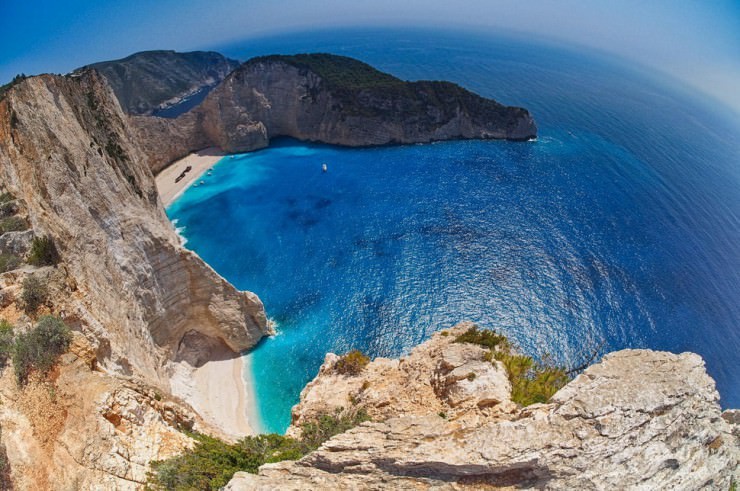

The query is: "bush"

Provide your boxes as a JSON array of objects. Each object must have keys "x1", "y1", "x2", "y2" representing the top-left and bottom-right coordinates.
[
  {"x1": 12, "y1": 315, "x2": 71, "y2": 385},
  {"x1": 0, "y1": 253, "x2": 21, "y2": 273},
  {"x1": 0, "y1": 320, "x2": 13, "y2": 369},
  {"x1": 147, "y1": 409, "x2": 370, "y2": 491},
  {"x1": 334, "y1": 349, "x2": 370, "y2": 376},
  {"x1": 454, "y1": 325, "x2": 569, "y2": 406},
  {"x1": 454, "y1": 326, "x2": 507, "y2": 350},
  {"x1": 0, "y1": 216, "x2": 27, "y2": 234},
  {"x1": 20, "y1": 275, "x2": 48, "y2": 316},
  {"x1": 26, "y1": 235, "x2": 60, "y2": 266},
  {"x1": 300, "y1": 407, "x2": 370, "y2": 450},
  {"x1": 494, "y1": 351, "x2": 569, "y2": 406},
  {"x1": 0, "y1": 192, "x2": 13, "y2": 205}
]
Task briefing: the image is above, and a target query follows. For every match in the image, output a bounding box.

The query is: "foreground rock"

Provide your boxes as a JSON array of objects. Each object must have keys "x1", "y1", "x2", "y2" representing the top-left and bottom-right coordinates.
[
  {"x1": 0, "y1": 334, "x2": 198, "y2": 490},
  {"x1": 229, "y1": 327, "x2": 739, "y2": 490},
  {"x1": 131, "y1": 53, "x2": 537, "y2": 172}
]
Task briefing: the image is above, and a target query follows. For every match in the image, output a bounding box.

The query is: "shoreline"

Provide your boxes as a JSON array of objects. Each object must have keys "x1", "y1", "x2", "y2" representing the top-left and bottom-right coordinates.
[
  {"x1": 155, "y1": 148, "x2": 225, "y2": 207},
  {"x1": 169, "y1": 348, "x2": 260, "y2": 438}
]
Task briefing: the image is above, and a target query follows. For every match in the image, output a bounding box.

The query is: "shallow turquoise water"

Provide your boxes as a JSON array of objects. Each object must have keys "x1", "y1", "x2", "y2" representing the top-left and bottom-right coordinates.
[{"x1": 168, "y1": 29, "x2": 740, "y2": 433}]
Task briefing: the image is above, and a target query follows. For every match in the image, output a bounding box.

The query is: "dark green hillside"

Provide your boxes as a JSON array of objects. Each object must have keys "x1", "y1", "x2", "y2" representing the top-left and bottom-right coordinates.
[{"x1": 80, "y1": 50, "x2": 240, "y2": 115}]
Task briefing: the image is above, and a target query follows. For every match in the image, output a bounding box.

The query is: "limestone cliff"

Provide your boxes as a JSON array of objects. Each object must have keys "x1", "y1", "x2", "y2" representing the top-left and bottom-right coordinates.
[
  {"x1": 131, "y1": 53, "x2": 537, "y2": 172},
  {"x1": 0, "y1": 71, "x2": 270, "y2": 486},
  {"x1": 229, "y1": 324, "x2": 739, "y2": 490}
]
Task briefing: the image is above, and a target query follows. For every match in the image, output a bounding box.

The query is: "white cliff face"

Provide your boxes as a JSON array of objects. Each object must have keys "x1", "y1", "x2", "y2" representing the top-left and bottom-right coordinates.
[
  {"x1": 229, "y1": 327, "x2": 739, "y2": 490},
  {"x1": 0, "y1": 73, "x2": 270, "y2": 486},
  {"x1": 0, "y1": 73, "x2": 268, "y2": 384}
]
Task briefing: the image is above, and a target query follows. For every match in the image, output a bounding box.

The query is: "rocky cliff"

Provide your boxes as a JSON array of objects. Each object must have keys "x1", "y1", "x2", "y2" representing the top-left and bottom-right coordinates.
[
  {"x1": 0, "y1": 71, "x2": 270, "y2": 486},
  {"x1": 131, "y1": 53, "x2": 537, "y2": 172},
  {"x1": 80, "y1": 50, "x2": 240, "y2": 116},
  {"x1": 228, "y1": 323, "x2": 738, "y2": 490}
]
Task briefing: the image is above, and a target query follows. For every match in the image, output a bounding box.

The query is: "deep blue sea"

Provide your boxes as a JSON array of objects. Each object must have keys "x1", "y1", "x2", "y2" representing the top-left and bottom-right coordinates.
[{"x1": 167, "y1": 28, "x2": 740, "y2": 433}]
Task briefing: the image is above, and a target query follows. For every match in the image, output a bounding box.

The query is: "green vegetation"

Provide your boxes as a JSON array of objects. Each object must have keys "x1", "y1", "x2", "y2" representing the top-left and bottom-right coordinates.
[
  {"x1": 334, "y1": 349, "x2": 370, "y2": 376},
  {"x1": 20, "y1": 274, "x2": 49, "y2": 316},
  {"x1": 0, "y1": 192, "x2": 14, "y2": 205},
  {"x1": 147, "y1": 408, "x2": 370, "y2": 491},
  {"x1": 454, "y1": 325, "x2": 507, "y2": 350},
  {"x1": 253, "y1": 54, "x2": 404, "y2": 91},
  {"x1": 0, "y1": 215, "x2": 27, "y2": 234},
  {"x1": 454, "y1": 326, "x2": 569, "y2": 406},
  {"x1": 0, "y1": 253, "x2": 21, "y2": 273},
  {"x1": 0, "y1": 320, "x2": 13, "y2": 369},
  {"x1": 0, "y1": 74, "x2": 27, "y2": 100},
  {"x1": 8, "y1": 315, "x2": 71, "y2": 385},
  {"x1": 27, "y1": 235, "x2": 60, "y2": 266}
]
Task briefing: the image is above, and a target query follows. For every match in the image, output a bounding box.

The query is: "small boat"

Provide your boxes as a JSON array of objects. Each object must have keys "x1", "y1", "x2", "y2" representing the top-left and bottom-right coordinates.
[
  {"x1": 199, "y1": 180, "x2": 205, "y2": 185},
  {"x1": 322, "y1": 163, "x2": 328, "y2": 173},
  {"x1": 230, "y1": 155, "x2": 235, "y2": 160}
]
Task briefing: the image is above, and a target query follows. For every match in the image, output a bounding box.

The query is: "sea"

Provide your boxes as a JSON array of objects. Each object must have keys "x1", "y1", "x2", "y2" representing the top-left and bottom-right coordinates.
[{"x1": 165, "y1": 28, "x2": 740, "y2": 433}]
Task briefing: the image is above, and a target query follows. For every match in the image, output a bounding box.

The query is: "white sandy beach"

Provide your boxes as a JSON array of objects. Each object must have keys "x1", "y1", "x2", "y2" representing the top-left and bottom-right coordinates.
[
  {"x1": 156, "y1": 148, "x2": 224, "y2": 207},
  {"x1": 169, "y1": 347, "x2": 259, "y2": 438}
]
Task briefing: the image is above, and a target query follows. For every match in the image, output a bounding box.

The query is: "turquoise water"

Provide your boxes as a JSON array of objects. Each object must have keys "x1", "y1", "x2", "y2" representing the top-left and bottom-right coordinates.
[{"x1": 168, "y1": 29, "x2": 740, "y2": 433}]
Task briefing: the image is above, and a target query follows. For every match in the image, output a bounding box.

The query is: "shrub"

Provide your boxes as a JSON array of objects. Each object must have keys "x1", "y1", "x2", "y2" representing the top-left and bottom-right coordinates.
[
  {"x1": 12, "y1": 315, "x2": 72, "y2": 385},
  {"x1": 147, "y1": 409, "x2": 370, "y2": 490},
  {"x1": 0, "y1": 320, "x2": 13, "y2": 369},
  {"x1": 454, "y1": 326, "x2": 507, "y2": 350},
  {"x1": 0, "y1": 192, "x2": 13, "y2": 205},
  {"x1": 300, "y1": 407, "x2": 370, "y2": 450},
  {"x1": 494, "y1": 351, "x2": 569, "y2": 406},
  {"x1": 20, "y1": 274, "x2": 48, "y2": 315},
  {"x1": 334, "y1": 349, "x2": 370, "y2": 376},
  {"x1": 455, "y1": 325, "x2": 569, "y2": 406},
  {"x1": 27, "y1": 235, "x2": 60, "y2": 266},
  {"x1": 0, "y1": 253, "x2": 21, "y2": 273},
  {"x1": 0, "y1": 216, "x2": 27, "y2": 234}
]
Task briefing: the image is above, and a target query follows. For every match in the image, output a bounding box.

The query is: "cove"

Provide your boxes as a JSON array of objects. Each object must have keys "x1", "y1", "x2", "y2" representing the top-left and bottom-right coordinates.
[{"x1": 168, "y1": 29, "x2": 740, "y2": 433}]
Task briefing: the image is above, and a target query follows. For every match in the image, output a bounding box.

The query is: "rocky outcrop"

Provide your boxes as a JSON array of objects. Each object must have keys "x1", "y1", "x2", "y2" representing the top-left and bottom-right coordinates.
[
  {"x1": 230, "y1": 326, "x2": 739, "y2": 490},
  {"x1": 81, "y1": 50, "x2": 240, "y2": 115},
  {"x1": 0, "y1": 71, "x2": 268, "y2": 422},
  {"x1": 0, "y1": 333, "x2": 198, "y2": 490},
  {"x1": 131, "y1": 53, "x2": 536, "y2": 172}
]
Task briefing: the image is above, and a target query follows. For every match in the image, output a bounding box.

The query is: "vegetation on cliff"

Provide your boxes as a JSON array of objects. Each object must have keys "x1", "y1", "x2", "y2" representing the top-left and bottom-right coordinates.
[
  {"x1": 20, "y1": 275, "x2": 48, "y2": 316},
  {"x1": 26, "y1": 235, "x2": 60, "y2": 266},
  {"x1": 454, "y1": 325, "x2": 569, "y2": 406},
  {"x1": 147, "y1": 408, "x2": 370, "y2": 490},
  {"x1": 334, "y1": 349, "x2": 371, "y2": 375},
  {"x1": 0, "y1": 74, "x2": 27, "y2": 101},
  {"x1": 245, "y1": 53, "x2": 534, "y2": 127},
  {"x1": 252, "y1": 54, "x2": 404, "y2": 91},
  {"x1": 0, "y1": 315, "x2": 71, "y2": 385}
]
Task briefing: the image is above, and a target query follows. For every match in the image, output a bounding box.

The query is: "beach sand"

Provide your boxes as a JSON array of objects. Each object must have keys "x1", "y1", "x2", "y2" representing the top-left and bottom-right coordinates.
[
  {"x1": 156, "y1": 148, "x2": 224, "y2": 207},
  {"x1": 169, "y1": 346, "x2": 258, "y2": 438}
]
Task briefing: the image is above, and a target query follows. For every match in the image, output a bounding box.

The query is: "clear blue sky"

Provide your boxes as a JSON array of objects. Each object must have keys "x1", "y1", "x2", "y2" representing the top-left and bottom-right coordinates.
[{"x1": 1, "y1": 0, "x2": 738, "y2": 112}]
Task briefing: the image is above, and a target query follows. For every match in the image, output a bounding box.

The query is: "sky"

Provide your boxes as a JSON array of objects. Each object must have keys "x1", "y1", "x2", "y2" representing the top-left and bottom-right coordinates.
[{"x1": 1, "y1": 0, "x2": 738, "y2": 113}]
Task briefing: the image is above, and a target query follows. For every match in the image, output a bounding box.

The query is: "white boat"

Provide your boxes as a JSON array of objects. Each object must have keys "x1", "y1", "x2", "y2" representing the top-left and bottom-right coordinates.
[{"x1": 322, "y1": 163, "x2": 328, "y2": 173}]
